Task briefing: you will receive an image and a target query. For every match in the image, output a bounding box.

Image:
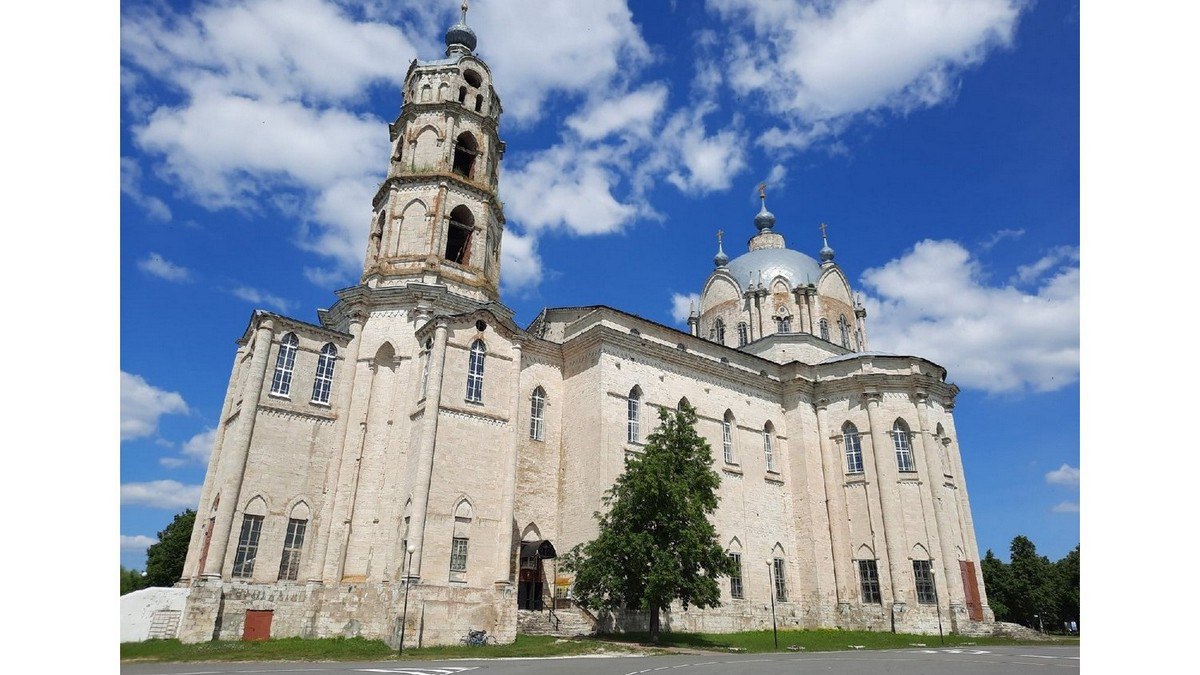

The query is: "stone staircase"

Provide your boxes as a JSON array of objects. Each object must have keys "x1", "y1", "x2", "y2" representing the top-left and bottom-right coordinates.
[{"x1": 517, "y1": 605, "x2": 597, "y2": 637}]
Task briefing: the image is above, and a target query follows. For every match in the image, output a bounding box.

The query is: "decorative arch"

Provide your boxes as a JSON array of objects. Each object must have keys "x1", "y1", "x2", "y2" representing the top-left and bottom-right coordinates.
[
  {"x1": 677, "y1": 396, "x2": 691, "y2": 411},
  {"x1": 520, "y1": 522, "x2": 543, "y2": 542},
  {"x1": 288, "y1": 500, "x2": 311, "y2": 521},
  {"x1": 856, "y1": 544, "x2": 875, "y2": 559},
  {"x1": 437, "y1": 82, "x2": 449, "y2": 101},
  {"x1": 243, "y1": 495, "x2": 268, "y2": 516},
  {"x1": 727, "y1": 536, "x2": 743, "y2": 551}
]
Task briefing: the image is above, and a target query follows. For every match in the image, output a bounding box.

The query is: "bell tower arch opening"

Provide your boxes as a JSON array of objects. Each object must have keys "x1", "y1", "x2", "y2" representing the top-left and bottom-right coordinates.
[
  {"x1": 453, "y1": 132, "x2": 478, "y2": 178},
  {"x1": 446, "y1": 206, "x2": 475, "y2": 264}
]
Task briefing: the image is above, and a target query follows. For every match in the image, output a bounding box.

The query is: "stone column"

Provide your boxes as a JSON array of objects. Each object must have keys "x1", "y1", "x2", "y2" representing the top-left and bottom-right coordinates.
[
  {"x1": 913, "y1": 392, "x2": 965, "y2": 608},
  {"x1": 814, "y1": 399, "x2": 853, "y2": 608},
  {"x1": 862, "y1": 391, "x2": 909, "y2": 606},
  {"x1": 308, "y1": 312, "x2": 366, "y2": 581},
  {"x1": 495, "y1": 340, "x2": 524, "y2": 586},
  {"x1": 202, "y1": 317, "x2": 275, "y2": 577},
  {"x1": 407, "y1": 318, "x2": 451, "y2": 578}
]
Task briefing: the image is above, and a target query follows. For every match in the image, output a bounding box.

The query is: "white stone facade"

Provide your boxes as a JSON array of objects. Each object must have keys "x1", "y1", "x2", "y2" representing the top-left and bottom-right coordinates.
[{"x1": 175, "y1": 13, "x2": 993, "y2": 646}]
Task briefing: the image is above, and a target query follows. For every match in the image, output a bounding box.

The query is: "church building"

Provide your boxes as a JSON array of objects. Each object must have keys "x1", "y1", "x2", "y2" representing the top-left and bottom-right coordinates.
[{"x1": 177, "y1": 5, "x2": 994, "y2": 646}]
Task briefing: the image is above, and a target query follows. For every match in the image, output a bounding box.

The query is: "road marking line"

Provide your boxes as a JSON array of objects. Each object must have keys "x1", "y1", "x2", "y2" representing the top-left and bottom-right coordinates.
[{"x1": 1017, "y1": 655, "x2": 1058, "y2": 659}]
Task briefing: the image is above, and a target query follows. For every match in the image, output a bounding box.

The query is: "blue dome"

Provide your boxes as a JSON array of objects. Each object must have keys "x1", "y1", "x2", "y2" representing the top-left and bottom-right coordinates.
[{"x1": 724, "y1": 247, "x2": 821, "y2": 290}]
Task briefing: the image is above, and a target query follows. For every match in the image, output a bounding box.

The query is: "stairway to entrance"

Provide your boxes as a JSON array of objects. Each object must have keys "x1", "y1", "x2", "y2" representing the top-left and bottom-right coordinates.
[{"x1": 517, "y1": 605, "x2": 597, "y2": 637}]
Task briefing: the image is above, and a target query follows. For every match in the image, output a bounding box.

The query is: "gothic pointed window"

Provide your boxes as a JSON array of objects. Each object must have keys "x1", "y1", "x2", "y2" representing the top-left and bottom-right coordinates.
[
  {"x1": 819, "y1": 318, "x2": 830, "y2": 341},
  {"x1": 446, "y1": 205, "x2": 474, "y2": 264},
  {"x1": 277, "y1": 502, "x2": 310, "y2": 581},
  {"x1": 893, "y1": 419, "x2": 915, "y2": 472},
  {"x1": 466, "y1": 340, "x2": 486, "y2": 403},
  {"x1": 270, "y1": 333, "x2": 299, "y2": 397},
  {"x1": 842, "y1": 422, "x2": 864, "y2": 473},
  {"x1": 737, "y1": 322, "x2": 748, "y2": 346},
  {"x1": 713, "y1": 318, "x2": 726, "y2": 344},
  {"x1": 838, "y1": 315, "x2": 850, "y2": 348},
  {"x1": 722, "y1": 410, "x2": 736, "y2": 464},
  {"x1": 627, "y1": 386, "x2": 642, "y2": 443},
  {"x1": 450, "y1": 500, "x2": 473, "y2": 582},
  {"x1": 530, "y1": 386, "x2": 546, "y2": 441},
  {"x1": 311, "y1": 343, "x2": 337, "y2": 404},
  {"x1": 452, "y1": 132, "x2": 478, "y2": 178},
  {"x1": 763, "y1": 421, "x2": 776, "y2": 472}
]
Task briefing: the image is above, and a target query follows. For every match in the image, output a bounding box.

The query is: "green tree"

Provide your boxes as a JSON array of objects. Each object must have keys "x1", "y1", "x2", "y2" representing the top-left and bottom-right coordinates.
[
  {"x1": 980, "y1": 549, "x2": 1011, "y2": 621},
  {"x1": 1006, "y1": 535, "x2": 1058, "y2": 630},
  {"x1": 120, "y1": 566, "x2": 148, "y2": 595},
  {"x1": 1054, "y1": 545, "x2": 1080, "y2": 626},
  {"x1": 562, "y1": 404, "x2": 737, "y2": 643},
  {"x1": 144, "y1": 509, "x2": 196, "y2": 587}
]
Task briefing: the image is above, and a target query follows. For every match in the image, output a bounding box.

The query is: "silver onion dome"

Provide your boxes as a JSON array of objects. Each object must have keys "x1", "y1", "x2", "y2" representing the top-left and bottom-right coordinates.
[
  {"x1": 754, "y1": 200, "x2": 776, "y2": 231},
  {"x1": 714, "y1": 232, "x2": 729, "y2": 267},
  {"x1": 819, "y1": 222, "x2": 835, "y2": 262},
  {"x1": 724, "y1": 248, "x2": 821, "y2": 291},
  {"x1": 445, "y1": 3, "x2": 477, "y2": 53}
]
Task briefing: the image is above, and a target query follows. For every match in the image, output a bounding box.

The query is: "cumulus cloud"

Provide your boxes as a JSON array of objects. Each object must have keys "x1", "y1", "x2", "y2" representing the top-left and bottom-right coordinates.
[
  {"x1": 120, "y1": 534, "x2": 158, "y2": 552},
  {"x1": 1045, "y1": 463, "x2": 1080, "y2": 488},
  {"x1": 504, "y1": 144, "x2": 640, "y2": 236},
  {"x1": 231, "y1": 285, "x2": 294, "y2": 313},
  {"x1": 670, "y1": 292, "x2": 701, "y2": 325},
  {"x1": 1012, "y1": 245, "x2": 1080, "y2": 286},
  {"x1": 1051, "y1": 501, "x2": 1080, "y2": 514},
  {"x1": 159, "y1": 457, "x2": 188, "y2": 469},
  {"x1": 121, "y1": 156, "x2": 172, "y2": 221},
  {"x1": 661, "y1": 108, "x2": 749, "y2": 195},
  {"x1": 859, "y1": 239, "x2": 1078, "y2": 394},
  {"x1": 121, "y1": 372, "x2": 189, "y2": 441},
  {"x1": 182, "y1": 427, "x2": 219, "y2": 464},
  {"x1": 500, "y1": 229, "x2": 544, "y2": 294},
  {"x1": 121, "y1": 480, "x2": 204, "y2": 509},
  {"x1": 566, "y1": 84, "x2": 669, "y2": 141},
  {"x1": 138, "y1": 252, "x2": 192, "y2": 282},
  {"x1": 979, "y1": 228, "x2": 1025, "y2": 250}
]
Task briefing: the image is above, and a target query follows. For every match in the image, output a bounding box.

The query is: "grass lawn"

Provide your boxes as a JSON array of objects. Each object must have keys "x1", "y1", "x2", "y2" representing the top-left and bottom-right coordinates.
[
  {"x1": 599, "y1": 628, "x2": 1076, "y2": 653},
  {"x1": 120, "y1": 634, "x2": 656, "y2": 663}
]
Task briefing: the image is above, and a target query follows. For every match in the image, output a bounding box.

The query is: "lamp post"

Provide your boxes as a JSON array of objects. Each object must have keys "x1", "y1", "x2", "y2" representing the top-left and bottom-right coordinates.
[
  {"x1": 766, "y1": 561, "x2": 778, "y2": 650},
  {"x1": 931, "y1": 568, "x2": 944, "y2": 645},
  {"x1": 399, "y1": 545, "x2": 415, "y2": 655}
]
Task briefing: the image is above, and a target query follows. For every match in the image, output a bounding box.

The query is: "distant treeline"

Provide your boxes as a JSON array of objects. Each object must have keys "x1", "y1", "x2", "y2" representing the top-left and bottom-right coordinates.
[{"x1": 981, "y1": 535, "x2": 1079, "y2": 632}]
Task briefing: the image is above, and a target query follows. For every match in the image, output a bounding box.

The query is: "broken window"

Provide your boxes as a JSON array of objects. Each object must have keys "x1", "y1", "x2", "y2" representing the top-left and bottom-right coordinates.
[
  {"x1": 452, "y1": 132, "x2": 478, "y2": 178},
  {"x1": 445, "y1": 206, "x2": 474, "y2": 263},
  {"x1": 475, "y1": 94, "x2": 483, "y2": 112},
  {"x1": 277, "y1": 518, "x2": 307, "y2": 581},
  {"x1": 232, "y1": 514, "x2": 264, "y2": 578}
]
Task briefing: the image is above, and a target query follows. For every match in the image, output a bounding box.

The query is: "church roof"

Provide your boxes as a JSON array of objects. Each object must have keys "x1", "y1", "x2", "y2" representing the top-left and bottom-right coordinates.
[{"x1": 724, "y1": 247, "x2": 822, "y2": 289}]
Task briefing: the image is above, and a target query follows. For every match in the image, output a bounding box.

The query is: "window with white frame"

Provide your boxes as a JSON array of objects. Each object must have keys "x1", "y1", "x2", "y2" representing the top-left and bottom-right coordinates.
[
  {"x1": 270, "y1": 333, "x2": 299, "y2": 396},
  {"x1": 737, "y1": 322, "x2": 748, "y2": 346},
  {"x1": 450, "y1": 537, "x2": 469, "y2": 581},
  {"x1": 310, "y1": 343, "x2": 337, "y2": 404},
  {"x1": 843, "y1": 422, "x2": 864, "y2": 473},
  {"x1": 728, "y1": 552, "x2": 743, "y2": 598},
  {"x1": 627, "y1": 387, "x2": 641, "y2": 443},
  {"x1": 913, "y1": 560, "x2": 937, "y2": 604},
  {"x1": 763, "y1": 423, "x2": 776, "y2": 472},
  {"x1": 772, "y1": 556, "x2": 788, "y2": 601},
  {"x1": 277, "y1": 517, "x2": 307, "y2": 581},
  {"x1": 231, "y1": 514, "x2": 264, "y2": 578},
  {"x1": 722, "y1": 411, "x2": 735, "y2": 464},
  {"x1": 858, "y1": 559, "x2": 882, "y2": 603},
  {"x1": 530, "y1": 386, "x2": 546, "y2": 441},
  {"x1": 465, "y1": 340, "x2": 486, "y2": 403},
  {"x1": 893, "y1": 420, "x2": 915, "y2": 472},
  {"x1": 775, "y1": 316, "x2": 791, "y2": 333}
]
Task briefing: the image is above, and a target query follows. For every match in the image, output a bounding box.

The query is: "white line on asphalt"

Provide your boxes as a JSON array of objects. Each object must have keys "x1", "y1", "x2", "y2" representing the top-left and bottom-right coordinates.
[{"x1": 1018, "y1": 655, "x2": 1059, "y2": 659}]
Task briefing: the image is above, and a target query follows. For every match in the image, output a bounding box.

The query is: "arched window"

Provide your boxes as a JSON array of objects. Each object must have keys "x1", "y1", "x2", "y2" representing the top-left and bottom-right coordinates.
[
  {"x1": 474, "y1": 94, "x2": 483, "y2": 112},
  {"x1": 465, "y1": 340, "x2": 486, "y2": 403},
  {"x1": 737, "y1": 322, "x2": 748, "y2": 346},
  {"x1": 277, "y1": 502, "x2": 310, "y2": 581},
  {"x1": 677, "y1": 396, "x2": 691, "y2": 412},
  {"x1": 445, "y1": 205, "x2": 474, "y2": 264},
  {"x1": 450, "y1": 499, "x2": 473, "y2": 582},
  {"x1": 311, "y1": 343, "x2": 337, "y2": 404},
  {"x1": 232, "y1": 496, "x2": 267, "y2": 578},
  {"x1": 819, "y1": 318, "x2": 830, "y2": 341},
  {"x1": 627, "y1": 386, "x2": 641, "y2": 443},
  {"x1": 842, "y1": 422, "x2": 863, "y2": 473},
  {"x1": 727, "y1": 538, "x2": 744, "y2": 599},
  {"x1": 763, "y1": 422, "x2": 776, "y2": 472},
  {"x1": 722, "y1": 410, "x2": 736, "y2": 464},
  {"x1": 775, "y1": 315, "x2": 791, "y2": 333},
  {"x1": 530, "y1": 386, "x2": 546, "y2": 441},
  {"x1": 458, "y1": 85, "x2": 467, "y2": 104},
  {"x1": 893, "y1": 420, "x2": 915, "y2": 472},
  {"x1": 838, "y1": 315, "x2": 850, "y2": 348},
  {"x1": 771, "y1": 545, "x2": 788, "y2": 601},
  {"x1": 452, "y1": 132, "x2": 478, "y2": 178},
  {"x1": 270, "y1": 333, "x2": 299, "y2": 396},
  {"x1": 713, "y1": 318, "x2": 726, "y2": 344}
]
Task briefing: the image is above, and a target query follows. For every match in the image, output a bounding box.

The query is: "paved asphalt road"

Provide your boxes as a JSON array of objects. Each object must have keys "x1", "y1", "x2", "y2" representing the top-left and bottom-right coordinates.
[{"x1": 121, "y1": 645, "x2": 1079, "y2": 675}]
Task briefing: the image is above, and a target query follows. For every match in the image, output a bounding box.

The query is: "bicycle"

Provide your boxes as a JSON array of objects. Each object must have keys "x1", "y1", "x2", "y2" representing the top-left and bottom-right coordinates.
[{"x1": 460, "y1": 628, "x2": 497, "y2": 646}]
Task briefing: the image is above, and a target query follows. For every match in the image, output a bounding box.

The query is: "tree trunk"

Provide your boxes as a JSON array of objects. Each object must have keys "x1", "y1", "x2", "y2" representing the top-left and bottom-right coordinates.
[{"x1": 649, "y1": 606, "x2": 660, "y2": 643}]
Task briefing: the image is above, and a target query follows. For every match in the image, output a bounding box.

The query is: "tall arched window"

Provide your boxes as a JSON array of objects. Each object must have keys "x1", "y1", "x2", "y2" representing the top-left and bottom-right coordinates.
[
  {"x1": 311, "y1": 343, "x2": 337, "y2": 404},
  {"x1": 627, "y1": 386, "x2": 642, "y2": 443},
  {"x1": 737, "y1": 322, "x2": 748, "y2": 346},
  {"x1": 819, "y1": 318, "x2": 830, "y2": 341},
  {"x1": 530, "y1": 386, "x2": 546, "y2": 441},
  {"x1": 763, "y1": 422, "x2": 776, "y2": 472},
  {"x1": 450, "y1": 499, "x2": 473, "y2": 582},
  {"x1": 277, "y1": 502, "x2": 310, "y2": 581},
  {"x1": 722, "y1": 410, "x2": 736, "y2": 464},
  {"x1": 893, "y1": 420, "x2": 915, "y2": 472},
  {"x1": 843, "y1": 421, "x2": 864, "y2": 473},
  {"x1": 452, "y1": 131, "x2": 478, "y2": 178},
  {"x1": 465, "y1": 340, "x2": 486, "y2": 403},
  {"x1": 713, "y1": 318, "x2": 726, "y2": 344},
  {"x1": 270, "y1": 333, "x2": 299, "y2": 396},
  {"x1": 445, "y1": 205, "x2": 475, "y2": 264},
  {"x1": 838, "y1": 315, "x2": 850, "y2": 348}
]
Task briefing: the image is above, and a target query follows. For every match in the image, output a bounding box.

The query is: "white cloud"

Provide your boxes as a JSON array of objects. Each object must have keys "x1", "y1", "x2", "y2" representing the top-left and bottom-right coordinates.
[
  {"x1": 121, "y1": 372, "x2": 189, "y2": 441},
  {"x1": 1045, "y1": 463, "x2": 1080, "y2": 488},
  {"x1": 182, "y1": 427, "x2": 219, "y2": 464},
  {"x1": 707, "y1": 0, "x2": 1024, "y2": 138},
  {"x1": 500, "y1": 229, "x2": 544, "y2": 294},
  {"x1": 670, "y1": 292, "x2": 701, "y2": 325},
  {"x1": 137, "y1": 252, "x2": 192, "y2": 282},
  {"x1": 765, "y1": 163, "x2": 788, "y2": 189},
  {"x1": 979, "y1": 228, "x2": 1025, "y2": 250},
  {"x1": 1012, "y1": 245, "x2": 1080, "y2": 285},
  {"x1": 661, "y1": 108, "x2": 749, "y2": 195},
  {"x1": 859, "y1": 239, "x2": 1079, "y2": 394},
  {"x1": 504, "y1": 144, "x2": 640, "y2": 236},
  {"x1": 566, "y1": 84, "x2": 669, "y2": 141},
  {"x1": 231, "y1": 285, "x2": 294, "y2": 313},
  {"x1": 120, "y1": 534, "x2": 158, "y2": 552},
  {"x1": 121, "y1": 156, "x2": 172, "y2": 221},
  {"x1": 304, "y1": 266, "x2": 349, "y2": 288},
  {"x1": 159, "y1": 457, "x2": 188, "y2": 469},
  {"x1": 121, "y1": 480, "x2": 204, "y2": 510},
  {"x1": 1051, "y1": 501, "x2": 1080, "y2": 514}
]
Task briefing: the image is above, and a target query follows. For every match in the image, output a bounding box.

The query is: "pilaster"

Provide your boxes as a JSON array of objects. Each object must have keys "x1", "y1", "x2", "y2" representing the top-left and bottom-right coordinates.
[
  {"x1": 407, "y1": 318, "x2": 451, "y2": 578},
  {"x1": 862, "y1": 390, "x2": 909, "y2": 608}
]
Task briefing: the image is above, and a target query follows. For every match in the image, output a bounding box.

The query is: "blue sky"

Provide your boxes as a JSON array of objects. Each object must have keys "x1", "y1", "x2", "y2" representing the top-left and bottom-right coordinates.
[{"x1": 118, "y1": 0, "x2": 1079, "y2": 570}]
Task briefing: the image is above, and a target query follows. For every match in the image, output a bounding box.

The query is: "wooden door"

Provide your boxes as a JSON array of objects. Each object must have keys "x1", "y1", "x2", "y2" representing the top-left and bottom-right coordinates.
[
  {"x1": 243, "y1": 610, "x2": 273, "y2": 641},
  {"x1": 960, "y1": 561, "x2": 983, "y2": 621}
]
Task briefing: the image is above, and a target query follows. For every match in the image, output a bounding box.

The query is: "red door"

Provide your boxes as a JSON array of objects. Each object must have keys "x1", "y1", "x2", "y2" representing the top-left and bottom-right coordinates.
[
  {"x1": 244, "y1": 610, "x2": 273, "y2": 641},
  {"x1": 960, "y1": 561, "x2": 983, "y2": 621}
]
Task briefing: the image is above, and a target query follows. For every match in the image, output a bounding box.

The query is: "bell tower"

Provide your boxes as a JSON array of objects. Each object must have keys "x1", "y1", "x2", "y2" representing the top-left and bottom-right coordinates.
[{"x1": 362, "y1": 2, "x2": 506, "y2": 303}]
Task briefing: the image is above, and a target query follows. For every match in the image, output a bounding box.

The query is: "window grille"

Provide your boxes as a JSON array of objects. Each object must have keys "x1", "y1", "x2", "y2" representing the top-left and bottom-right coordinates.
[
  {"x1": 913, "y1": 560, "x2": 937, "y2": 604},
  {"x1": 819, "y1": 319, "x2": 830, "y2": 341},
  {"x1": 465, "y1": 340, "x2": 486, "y2": 402},
  {"x1": 277, "y1": 518, "x2": 307, "y2": 581},
  {"x1": 310, "y1": 343, "x2": 337, "y2": 404},
  {"x1": 722, "y1": 416, "x2": 734, "y2": 464},
  {"x1": 843, "y1": 424, "x2": 864, "y2": 473},
  {"x1": 270, "y1": 333, "x2": 298, "y2": 396},
  {"x1": 627, "y1": 389, "x2": 641, "y2": 443},
  {"x1": 893, "y1": 423, "x2": 915, "y2": 472},
  {"x1": 858, "y1": 559, "x2": 882, "y2": 604},
  {"x1": 714, "y1": 319, "x2": 726, "y2": 344},
  {"x1": 450, "y1": 537, "x2": 469, "y2": 582},
  {"x1": 232, "y1": 514, "x2": 264, "y2": 578},
  {"x1": 763, "y1": 427, "x2": 775, "y2": 472},
  {"x1": 729, "y1": 553, "x2": 743, "y2": 598},
  {"x1": 530, "y1": 387, "x2": 546, "y2": 441},
  {"x1": 737, "y1": 322, "x2": 748, "y2": 346},
  {"x1": 772, "y1": 557, "x2": 787, "y2": 601}
]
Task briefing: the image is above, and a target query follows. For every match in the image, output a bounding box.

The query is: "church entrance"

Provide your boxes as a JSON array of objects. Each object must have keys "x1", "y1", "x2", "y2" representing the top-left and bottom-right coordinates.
[{"x1": 517, "y1": 540, "x2": 556, "y2": 610}]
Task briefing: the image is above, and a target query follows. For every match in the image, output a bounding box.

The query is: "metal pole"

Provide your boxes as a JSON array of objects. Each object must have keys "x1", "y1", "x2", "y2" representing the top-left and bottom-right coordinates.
[
  {"x1": 767, "y1": 561, "x2": 778, "y2": 650},
  {"x1": 399, "y1": 546, "x2": 414, "y2": 655},
  {"x1": 932, "y1": 568, "x2": 944, "y2": 645}
]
